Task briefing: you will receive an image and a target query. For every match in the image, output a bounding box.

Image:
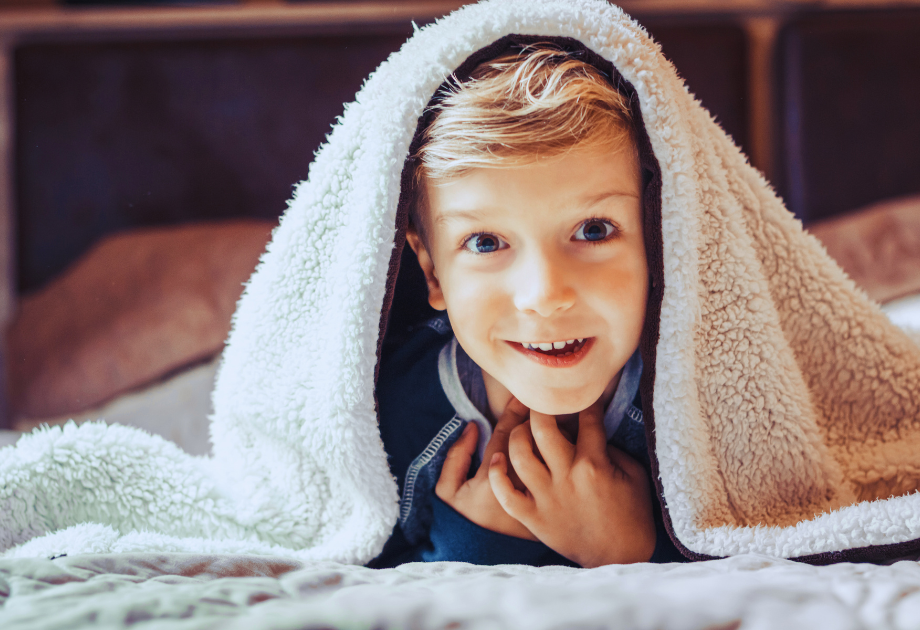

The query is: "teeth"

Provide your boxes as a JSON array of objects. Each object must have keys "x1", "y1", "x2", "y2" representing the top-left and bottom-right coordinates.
[{"x1": 520, "y1": 339, "x2": 587, "y2": 351}]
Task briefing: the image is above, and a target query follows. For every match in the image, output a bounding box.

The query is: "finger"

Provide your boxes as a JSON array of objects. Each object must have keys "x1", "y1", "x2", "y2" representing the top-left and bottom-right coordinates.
[
  {"x1": 479, "y1": 396, "x2": 529, "y2": 476},
  {"x1": 435, "y1": 422, "x2": 478, "y2": 499},
  {"x1": 606, "y1": 443, "x2": 647, "y2": 481},
  {"x1": 488, "y1": 452, "x2": 537, "y2": 523},
  {"x1": 576, "y1": 398, "x2": 608, "y2": 459},
  {"x1": 528, "y1": 409, "x2": 575, "y2": 475},
  {"x1": 507, "y1": 421, "x2": 552, "y2": 491}
]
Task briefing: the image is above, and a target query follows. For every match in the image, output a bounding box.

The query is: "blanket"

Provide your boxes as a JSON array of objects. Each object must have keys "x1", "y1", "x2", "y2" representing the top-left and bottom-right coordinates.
[
  {"x1": 3, "y1": 552, "x2": 920, "y2": 629},
  {"x1": 3, "y1": 0, "x2": 920, "y2": 565}
]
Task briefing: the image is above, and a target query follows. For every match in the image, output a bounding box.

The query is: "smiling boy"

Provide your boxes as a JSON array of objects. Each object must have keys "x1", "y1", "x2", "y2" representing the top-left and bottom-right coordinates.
[{"x1": 372, "y1": 44, "x2": 683, "y2": 567}]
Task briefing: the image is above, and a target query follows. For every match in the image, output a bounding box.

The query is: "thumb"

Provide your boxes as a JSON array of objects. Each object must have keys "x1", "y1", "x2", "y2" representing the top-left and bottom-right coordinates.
[{"x1": 435, "y1": 422, "x2": 479, "y2": 499}]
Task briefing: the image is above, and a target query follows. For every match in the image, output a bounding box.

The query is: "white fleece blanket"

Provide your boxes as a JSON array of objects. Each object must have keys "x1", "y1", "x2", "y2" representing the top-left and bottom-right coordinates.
[
  {"x1": 3, "y1": 0, "x2": 920, "y2": 566},
  {"x1": 3, "y1": 552, "x2": 920, "y2": 630}
]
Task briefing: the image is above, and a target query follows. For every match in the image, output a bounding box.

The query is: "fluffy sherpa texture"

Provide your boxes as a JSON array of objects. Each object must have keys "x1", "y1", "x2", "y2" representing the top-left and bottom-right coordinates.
[{"x1": 2, "y1": 0, "x2": 920, "y2": 563}]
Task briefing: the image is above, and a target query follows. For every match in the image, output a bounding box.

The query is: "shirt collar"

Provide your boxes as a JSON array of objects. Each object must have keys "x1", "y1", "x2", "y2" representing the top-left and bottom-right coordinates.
[{"x1": 439, "y1": 337, "x2": 643, "y2": 461}]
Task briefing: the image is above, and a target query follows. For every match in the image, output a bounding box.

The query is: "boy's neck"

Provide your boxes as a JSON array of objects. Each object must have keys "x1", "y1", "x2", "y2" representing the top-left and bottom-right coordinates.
[{"x1": 480, "y1": 368, "x2": 622, "y2": 435}]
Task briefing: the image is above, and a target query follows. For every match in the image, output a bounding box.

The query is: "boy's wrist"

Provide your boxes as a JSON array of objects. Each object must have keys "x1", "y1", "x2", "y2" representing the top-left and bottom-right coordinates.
[{"x1": 575, "y1": 524, "x2": 656, "y2": 568}]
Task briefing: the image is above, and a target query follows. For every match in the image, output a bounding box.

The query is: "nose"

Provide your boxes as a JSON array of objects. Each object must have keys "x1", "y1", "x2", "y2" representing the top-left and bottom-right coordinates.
[{"x1": 512, "y1": 247, "x2": 576, "y2": 317}]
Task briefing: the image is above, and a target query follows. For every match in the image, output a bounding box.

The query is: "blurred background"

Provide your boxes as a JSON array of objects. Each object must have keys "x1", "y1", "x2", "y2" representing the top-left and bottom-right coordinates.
[{"x1": 0, "y1": 0, "x2": 918, "y2": 449}]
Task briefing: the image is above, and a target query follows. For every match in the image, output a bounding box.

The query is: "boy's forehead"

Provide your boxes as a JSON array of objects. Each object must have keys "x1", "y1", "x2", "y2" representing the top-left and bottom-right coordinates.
[
  {"x1": 432, "y1": 188, "x2": 638, "y2": 222},
  {"x1": 427, "y1": 148, "x2": 641, "y2": 225}
]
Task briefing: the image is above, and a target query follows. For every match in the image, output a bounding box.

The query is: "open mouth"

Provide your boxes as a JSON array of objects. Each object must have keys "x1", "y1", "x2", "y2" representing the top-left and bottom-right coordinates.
[
  {"x1": 508, "y1": 337, "x2": 594, "y2": 367},
  {"x1": 519, "y1": 339, "x2": 588, "y2": 356}
]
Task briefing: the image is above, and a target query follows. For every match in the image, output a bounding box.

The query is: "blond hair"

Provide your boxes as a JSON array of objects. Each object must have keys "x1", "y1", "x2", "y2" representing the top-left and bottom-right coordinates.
[{"x1": 410, "y1": 44, "x2": 636, "y2": 244}]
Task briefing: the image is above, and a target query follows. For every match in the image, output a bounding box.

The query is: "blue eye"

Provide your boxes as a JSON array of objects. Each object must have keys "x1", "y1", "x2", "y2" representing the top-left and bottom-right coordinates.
[
  {"x1": 463, "y1": 233, "x2": 507, "y2": 254},
  {"x1": 574, "y1": 219, "x2": 617, "y2": 242}
]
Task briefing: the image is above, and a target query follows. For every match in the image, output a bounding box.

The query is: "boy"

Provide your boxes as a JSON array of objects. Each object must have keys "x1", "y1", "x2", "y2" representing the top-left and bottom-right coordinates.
[{"x1": 373, "y1": 44, "x2": 683, "y2": 567}]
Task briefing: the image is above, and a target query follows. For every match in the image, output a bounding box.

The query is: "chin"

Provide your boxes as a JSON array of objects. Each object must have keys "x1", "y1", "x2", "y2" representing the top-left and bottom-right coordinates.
[{"x1": 514, "y1": 389, "x2": 596, "y2": 417}]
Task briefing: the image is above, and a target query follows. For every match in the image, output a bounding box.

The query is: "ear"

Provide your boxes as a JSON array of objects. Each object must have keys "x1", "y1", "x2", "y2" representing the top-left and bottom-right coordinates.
[{"x1": 405, "y1": 227, "x2": 447, "y2": 311}]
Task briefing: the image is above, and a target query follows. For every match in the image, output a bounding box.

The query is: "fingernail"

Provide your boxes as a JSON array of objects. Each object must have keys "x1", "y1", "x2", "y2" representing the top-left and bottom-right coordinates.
[
  {"x1": 490, "y1": 453, "x2": 500, "y2": 465},
  {"x1": 462, "y1": 423, "x2": 473, "y2": 436}
]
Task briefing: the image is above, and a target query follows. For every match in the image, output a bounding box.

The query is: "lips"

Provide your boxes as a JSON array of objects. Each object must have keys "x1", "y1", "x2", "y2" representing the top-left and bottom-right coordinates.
[{"x1": 507, "y1": 337, "x2": 595, "y2": 367}]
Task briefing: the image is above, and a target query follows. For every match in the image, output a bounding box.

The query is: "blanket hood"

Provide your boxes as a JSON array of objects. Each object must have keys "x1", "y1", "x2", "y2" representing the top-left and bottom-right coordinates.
[{"x1": 3, "y1": 0, "x2": 920, "y2": 565}]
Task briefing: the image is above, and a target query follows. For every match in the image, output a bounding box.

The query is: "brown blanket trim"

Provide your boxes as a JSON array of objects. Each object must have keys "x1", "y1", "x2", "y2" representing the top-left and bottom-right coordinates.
[{"x1": 797, "y1": 537, "x2": 920, "y2": 566}]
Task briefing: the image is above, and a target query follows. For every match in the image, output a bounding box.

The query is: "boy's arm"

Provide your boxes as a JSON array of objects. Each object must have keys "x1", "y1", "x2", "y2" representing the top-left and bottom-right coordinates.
[{"x1": 488, "y1": 401, "x2": 657, "y2": 567}]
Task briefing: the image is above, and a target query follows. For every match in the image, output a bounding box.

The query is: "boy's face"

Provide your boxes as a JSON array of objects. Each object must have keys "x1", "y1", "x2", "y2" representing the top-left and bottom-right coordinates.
[{"x1": 407, "y1": 142, "x2": 647, "y2": 416}]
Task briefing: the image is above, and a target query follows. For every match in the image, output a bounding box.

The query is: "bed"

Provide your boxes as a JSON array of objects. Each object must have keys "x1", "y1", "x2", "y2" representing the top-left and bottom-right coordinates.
[{"x1": 2, "y1": 3, "x2": 920, "y2": 629}]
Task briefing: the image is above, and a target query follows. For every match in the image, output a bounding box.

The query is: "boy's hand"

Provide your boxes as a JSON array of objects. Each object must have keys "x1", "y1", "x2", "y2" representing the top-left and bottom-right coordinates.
[
  {"x1": 488, "y1": 400, "x2": 656, "y2": 566},
  {"x1": 436, "y1": 397, "x2": 537, "y2": 541}
]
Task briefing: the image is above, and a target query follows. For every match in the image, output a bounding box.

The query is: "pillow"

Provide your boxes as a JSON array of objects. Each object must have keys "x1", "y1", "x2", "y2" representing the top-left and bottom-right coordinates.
[
  {"x1": 882, "y1": 293, "x2": 920, "y2": 332},
  {"x1": 807, "y1": 194, "x2": 920, "y2": 304},
  {"x1": 8, "y1": 220, "x2": 274, "y2": 420}
]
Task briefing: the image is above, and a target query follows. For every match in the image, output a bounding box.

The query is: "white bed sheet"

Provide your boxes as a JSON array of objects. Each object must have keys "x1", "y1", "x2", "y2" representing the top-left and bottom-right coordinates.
[
  {"x1": 2, "y1": 552, "x2": 920, "y2": 629},
  {"x1": 9, "y1": 355, "x2": 219, "y2": 456},
  {"x1": 882, "y1": 294, "x2": 920, "y2": 332}
]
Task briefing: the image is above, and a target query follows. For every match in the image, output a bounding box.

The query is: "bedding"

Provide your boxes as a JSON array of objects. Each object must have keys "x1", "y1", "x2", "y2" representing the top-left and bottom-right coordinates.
[
  {"x1": 884, "y1": 294, "x2": 920, "y2": 332},
  {"x1": 3, "y1": 552, "x2": 920, "y2": 629},
  {"x1": 0, "y1": 431, "x2": 18, "y2": 449}
]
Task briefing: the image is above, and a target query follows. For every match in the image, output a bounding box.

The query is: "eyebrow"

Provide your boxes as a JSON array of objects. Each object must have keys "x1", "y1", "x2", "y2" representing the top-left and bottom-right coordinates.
[
  {"x1": 434, "y1": 189, "x2": 639, "y2": 225},
  {"x1": 435, "y1": 209, "x2": 492, "y2": 225},
  {"x1": 581, "y1": 189, "x2": 641, "y2": 205}
]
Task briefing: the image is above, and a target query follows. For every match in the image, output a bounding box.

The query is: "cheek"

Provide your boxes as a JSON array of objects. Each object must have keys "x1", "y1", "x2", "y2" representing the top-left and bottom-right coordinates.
[
  {"x1": 441, "y1": 269, "x2": 507, "y2": 339},
  {"x1": 591, "y1": 253, "x2": 649, "y2": 330}
]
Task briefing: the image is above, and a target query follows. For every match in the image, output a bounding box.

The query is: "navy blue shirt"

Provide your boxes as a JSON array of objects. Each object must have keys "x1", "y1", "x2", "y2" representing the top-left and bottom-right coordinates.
[{"x1": 371, "y1": 314, "x2": 685, "y2": 567}]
